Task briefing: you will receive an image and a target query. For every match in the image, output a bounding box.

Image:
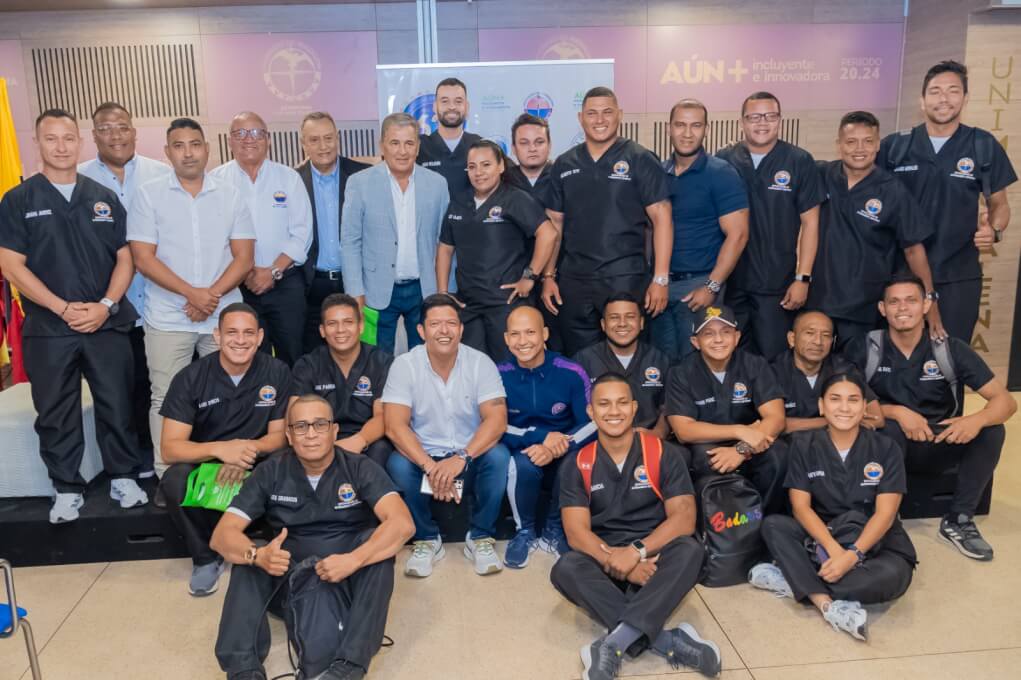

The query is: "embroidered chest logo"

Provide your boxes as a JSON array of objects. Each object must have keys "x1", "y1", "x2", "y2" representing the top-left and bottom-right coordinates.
[
  {"x1": 732, "y1": 382, "x2": 751, "y2": 404},
  {"x1": 769, "y1": 170, "x2": 792, "y2": 192},
  {"x1": 335, "y1": 483, "x2": 361, "y2": 509},
  {"x1": 353, "y1": 376, "x2": 373, "y2": 397},
  {"x1": 272, "y1": 191, "x2": 287, "y2": 206},
  {"x1": 862, "y1": 462, "x2": 884, "y2": 486},
  {"x1": 632, "y1": 464, "x2": 651, "y2": 490},
  {"x1": 484, "y1": 205, "x2": 505, "y2": 222},
  {"x1": 93, "y1": 201, "x2": 113, "y2": 223},
  {"x1": 857, "y1": 198, "x2": 883, "y2": 222},
  {"x1": 952, "y1": 157, "x2": 976, "y2": 180},
  {"x1": 256, "y1": 385, "x2": 277, "y2": 407},
  {"x1": 551, "y1": 402, "x2": 567, "y2": 415},
  {"x1": 610, "y1": 160, "x2": 631, "y2": 181},
  {"x1": 643, "y1": 366, "x2": 662, "y2": 387},
  {"x1": 920, "y1": 360, "x2": 944, "y2": 381}
]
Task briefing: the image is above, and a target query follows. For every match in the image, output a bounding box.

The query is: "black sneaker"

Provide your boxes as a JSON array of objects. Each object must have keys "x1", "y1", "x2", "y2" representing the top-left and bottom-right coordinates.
[
  {"x1": 227, "y1": 670, "x2": 266, "y2": 680},
  {"x1": 321, "y1": 659, "x2": 366, "y2": 680},
  {"x1": 580, "y1": 637, "x2": 623, "y2": 680},
  {"x1": 939, "y1": 513, "x2": 994, "y2": 561},
  {"x1": 656, "y1": 623, "x2": 722, "y2": 677}
]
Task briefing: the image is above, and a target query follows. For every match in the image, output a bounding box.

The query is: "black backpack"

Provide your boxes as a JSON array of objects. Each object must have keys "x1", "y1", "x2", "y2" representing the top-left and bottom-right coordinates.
[
  {"x1": 284, "y1": 556, "x2": 348, "y2": 680},
  {"x1": 697, "y1": 475, "x2": 765, "y2": 587}
]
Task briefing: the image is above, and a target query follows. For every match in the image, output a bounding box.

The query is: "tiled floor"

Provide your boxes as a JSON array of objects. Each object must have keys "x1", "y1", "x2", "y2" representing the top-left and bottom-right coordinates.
[{"x1": 4, "y1": 395, "x2": 1021, "y2": 680}]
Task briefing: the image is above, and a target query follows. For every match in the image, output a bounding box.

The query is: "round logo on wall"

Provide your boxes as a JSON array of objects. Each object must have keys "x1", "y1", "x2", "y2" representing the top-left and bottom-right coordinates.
[
  {"x1": 404, "y1": 93, "x2": 438, "y2": 135},
  {"x1": 263, "y1": 42, "x2": 322, "y2": 102}
]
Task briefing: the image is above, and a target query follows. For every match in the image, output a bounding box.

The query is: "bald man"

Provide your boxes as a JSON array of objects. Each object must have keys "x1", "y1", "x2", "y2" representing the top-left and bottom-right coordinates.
[
  {"x1": 498, "y1": 306, "x2": 595, "y2": 568},
  {"x1": 210, "y1": 111, "x2": 313, "y2": 366}
]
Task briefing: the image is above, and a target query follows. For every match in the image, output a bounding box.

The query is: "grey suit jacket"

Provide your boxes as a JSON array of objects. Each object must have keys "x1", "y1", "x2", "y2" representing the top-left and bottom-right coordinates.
[{"x1": 340, "y1": 162, "x2": 450, "y2": 310}]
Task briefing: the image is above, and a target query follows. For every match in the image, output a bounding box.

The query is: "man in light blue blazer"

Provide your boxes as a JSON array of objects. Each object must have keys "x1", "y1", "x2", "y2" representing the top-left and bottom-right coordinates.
[{"x1": 341, "y1": 112, "x2": 451, "y2": 354}]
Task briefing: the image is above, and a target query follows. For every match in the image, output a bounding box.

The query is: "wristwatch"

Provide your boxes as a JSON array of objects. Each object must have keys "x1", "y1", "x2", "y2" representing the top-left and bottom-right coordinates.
[
  {"x1": 735, "y1": 441, "x2": 754, "y2": 459},
  {"x1": 652, "y1": 274, "x2": 670, "y2": 287},
  {"x1": 630, "y1": 540, "x2": 647, "y2": 560},
  {"x1": 794, "y1": 273, "x2": 812, "y2": 283},
  {"x1": 270, "y1": 266, "x2": 284, "y2": 281},
  {"x1": 453, "y1": 449, "x2": 471, "y2": 469},
  {"x1": 99, "y1": 297, "x2": 119, "y2": 315},
  {"x1": 244, "y1": 545, "x2": 259, "y2": 565},
  {"x1": 522, "y1": 266, "x2": 539, "y2": 281},
  {"x1": 704, "y1": 278, "x2": 722, "y2": 294},
  {"x1": 993, "y1": 228, "x2": 1004, "y2": 243},
  {"x1": 851, "y1": 544, "x2": 867, "y2": 564},
  {"x1": 925, "y1": 290, "x2": 940, "y2": 302}
]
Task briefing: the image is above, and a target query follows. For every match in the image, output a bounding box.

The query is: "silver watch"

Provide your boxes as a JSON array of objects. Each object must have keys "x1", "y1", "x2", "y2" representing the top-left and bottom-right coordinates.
[
  {"x1": 652, "y1": 275, "x2": 670, "y2": 287},
  {"x1": 704, "y1": 278, "x2": 722, "y2": 294}
]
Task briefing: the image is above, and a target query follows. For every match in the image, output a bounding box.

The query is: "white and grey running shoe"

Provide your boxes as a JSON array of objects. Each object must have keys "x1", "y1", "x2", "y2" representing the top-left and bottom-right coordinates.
[
  {"x1": 405, "y1": 538, "x2": 444, "y2": 578},
  {"x1": 823, "y1": 600, "x2": 868, "y2": 641},
  {"x1": 463, "y1": 532, "x2": 503, "y2": 575},
  {"x1": 748, "y1": 562, "x2": 793, "y2": 599},
  {"x1": 49, "y1": 492, "x2": 85, "y2": 524}
]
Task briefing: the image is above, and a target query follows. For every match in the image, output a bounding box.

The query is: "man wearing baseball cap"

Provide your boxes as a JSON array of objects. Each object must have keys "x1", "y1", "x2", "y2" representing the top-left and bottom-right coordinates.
[{"x1": 664, "y1": 305, "x2": 788, "y2": 512}]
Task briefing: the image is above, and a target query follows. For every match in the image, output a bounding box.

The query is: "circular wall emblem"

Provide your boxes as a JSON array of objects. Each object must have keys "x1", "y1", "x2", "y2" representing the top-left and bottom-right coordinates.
[
  {"x1": 523, "y1": 92, "x2": 554, "y2": 120},
  {"x1": 263, "y1": 42, "x2": 322, "y2": 103},
  {"x1": 404, "y1": 93, "x2": 438, "y2": 135}
]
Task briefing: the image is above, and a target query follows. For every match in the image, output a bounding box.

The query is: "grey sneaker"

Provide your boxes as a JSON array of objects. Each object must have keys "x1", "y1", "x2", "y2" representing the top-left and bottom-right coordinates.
[
  {"x1": 823, "y1": 600, "x2": 868, "y2": 641},
  {"x1": 110, "y1": 478, "x2": 148, "y2": 509},
  {"x1": 580, "y1": 636, "x2": 623, "y2": 680},
  {"x1": 657, "y1": 623, "x2": 722, "y2": 677},
  {"x1": 405, "y1": 538, "x2": 444, "y2": 578},
  {"x1": 189, "y1": 558, "x2": 226, "y2": 597},
  {"x1": 49, "y1": 492, "x2": 85, "y2": 524},
  {"x1": 748, "y1": 562, "x2": 793, "y2": 598},
  {"x1": 939, "y1": 513, "x2": 994, "y2": 561},
  {"x1": 463, "y1": 532, "x2": 503, "y2": 575}
]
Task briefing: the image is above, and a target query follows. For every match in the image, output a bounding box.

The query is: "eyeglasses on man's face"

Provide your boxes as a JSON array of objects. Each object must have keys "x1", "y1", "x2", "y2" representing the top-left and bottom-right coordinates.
[
  {"x1": 288, "y1": 418, "x2": 333, "y2": 435},
  {"x1": 230, "y1": 128, "x2": 269, "y2": 141},
  {"x1": 743, "y1": 112, "x2": 780, "y2": 123}
]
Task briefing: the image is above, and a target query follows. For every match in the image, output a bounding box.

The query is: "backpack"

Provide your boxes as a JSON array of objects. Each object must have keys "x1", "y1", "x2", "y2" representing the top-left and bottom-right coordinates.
[
  {"x1": 697, "y1": 474, "x2": 765, "y2": 587},
  {"x1": 884, "y1": 128, "x2": 996, "y2": 199},
  {"x1": 577, "y1": 431, "x2": 663, "y2": 500},
  {"x1": 863, "y1": 329, "x2": 959, "y2": 415},
  {"x1": 284, "y1": 556, "x2": 349, "y2": 679}
]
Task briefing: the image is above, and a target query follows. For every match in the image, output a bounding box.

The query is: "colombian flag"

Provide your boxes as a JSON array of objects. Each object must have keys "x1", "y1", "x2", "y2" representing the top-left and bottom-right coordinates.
[{"x1": 0, "y1": 77, "x2": 27, "y2": 384}]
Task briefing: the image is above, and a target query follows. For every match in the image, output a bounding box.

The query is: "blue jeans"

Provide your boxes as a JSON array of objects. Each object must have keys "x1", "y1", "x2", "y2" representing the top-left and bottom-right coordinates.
[
  {"x1": 386, "y1": 444, "x2": 511, "y2": 541},
  {"x1": 651, "y1": 273, "x2": 724, "y2": 363},
  {"x1": 376, "y1": 279, "x2": 424, "y2": 355},
  {"x1": 507, "y1": 450, "x2": 564, "y2": 535}
]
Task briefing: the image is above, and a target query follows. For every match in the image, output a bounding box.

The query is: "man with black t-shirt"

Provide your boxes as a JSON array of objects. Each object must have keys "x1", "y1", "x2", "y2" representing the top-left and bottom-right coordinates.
[
  {"x1": 844, "y1": 275, "x2": 1016, "y2": 561},
  {"x1": 878, "y1": 61, "x2": 1017, "y2": 342},
  {"x1": 417, "y1": 77, "x2": 482, "y2": 205},
  {"x1": 507, "y1": 113, "x2": 553, "y2": 197},
  {"x1": 540, "y1": 86, "x2": 673, "y2": 356}
]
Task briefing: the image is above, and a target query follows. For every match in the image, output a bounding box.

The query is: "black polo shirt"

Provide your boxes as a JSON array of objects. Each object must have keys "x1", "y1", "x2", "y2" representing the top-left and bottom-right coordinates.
[
  {"x1": 573, "y1": 340, "x2": 669, "y2": 430},
  {"x1": 228, "y1": 448, "x2": 397, "y2": 560},
  {"x1": 771, "y1": 350, "x2": 876, "y2": 419},
  {"x1": 717, "y1": 141, "x2": 825, "y2": 294},
  {"x1": 290, "y1": 343, "x2": 393, "y2": 438},
  {"x1": 0, "y1": 173, "x2": 139, "y2": 336},
  {"x1": 417, "y1": 130, "x2": 483, "y2": 204},
  {"x1": 506, "y1": 163, "x2": 552, "y2": 199},
  {"x1": 878, "y1": 124, "x2": 1017, "y2": 284},
  {"x1": 439, "y1": 182, "x2": 547, "y2": 308},
  {"x1": 540, "y1": 137, "x2": 668, "y2": 279},
  {"x1": 666, "y1": 349, "x2": 784, "y2": 426},
  {"x1": 844, "y1": 332, "x2": 994, "y2": 423},
  {"x1": 560, "y1": 433, "x2": 693, "y2": 546},
  {"x1": 160, "y1": 351, "x2": 291, "y2": 441},
  {"x1": 807, "y1": 162, "x2": 932, "y2": 323}
]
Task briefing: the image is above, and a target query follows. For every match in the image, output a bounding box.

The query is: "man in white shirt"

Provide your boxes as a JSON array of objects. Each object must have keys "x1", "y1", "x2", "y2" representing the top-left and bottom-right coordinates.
[
  {"x1": 128, "y1": 118, "x2": 256, "y2": 473},
  {"x1": 210, "y1": 111, "x2": 312, "y2": 367},
  {"x1": 382, "y1": 294, "x2": 510, "y2": 578},
  {"x1": 79, "y1": 101, "x2": 171, "y2": 472}
]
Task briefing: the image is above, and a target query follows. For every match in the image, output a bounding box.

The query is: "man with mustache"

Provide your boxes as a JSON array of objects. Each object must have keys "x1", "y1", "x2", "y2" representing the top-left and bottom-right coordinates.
[{"x1": 416, "y1": 77, "x2": 482, "y2": 205}]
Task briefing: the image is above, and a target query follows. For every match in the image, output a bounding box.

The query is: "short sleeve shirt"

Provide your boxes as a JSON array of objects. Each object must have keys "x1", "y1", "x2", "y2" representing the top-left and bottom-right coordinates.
[
  {"x1": 771, "y1": 350, "x2": 877, "y2": 419},
  {"x1": 417, "y1": 130, "x2": 483, "y2": 205},
  {"x1": 573, "y1": 340, "x2": 669, "y2": 430},
  {"x1": 666, "y1": 349, "x2": 784, "y2": 427}
]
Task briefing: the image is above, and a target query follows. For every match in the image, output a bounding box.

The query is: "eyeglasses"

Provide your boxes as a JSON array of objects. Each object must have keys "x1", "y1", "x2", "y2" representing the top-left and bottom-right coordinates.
[
  {"x1": 95, "y1": 124, "x2": 132, "y2": 136},
  {"x1": 288, "y1": 419, "x2": 333, "y2": 435},
  {"x1": 229, "y1": 128, "x2": 269, "y2": 141},
  {"x1": 743, "y1": 112, "x2": 781, "y2": 123}
]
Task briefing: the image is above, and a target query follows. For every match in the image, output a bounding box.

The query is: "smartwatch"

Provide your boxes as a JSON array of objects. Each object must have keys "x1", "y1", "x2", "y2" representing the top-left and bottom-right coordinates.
[
  {"x1": 993, "y1": 228, "x2": 1004, "y2": 244},
  {"x1": 100, "y1": 297, "x2": 119, "y2": 316},
  {"x1": 630, "y1": 539, "x2": 647, "y2": 560},
  {"x1": 794, "y1": 273, "x2": 812, "y2": 283},
  {"x1": 851, "y1": 544, "x2": 867, "y2": 564}
]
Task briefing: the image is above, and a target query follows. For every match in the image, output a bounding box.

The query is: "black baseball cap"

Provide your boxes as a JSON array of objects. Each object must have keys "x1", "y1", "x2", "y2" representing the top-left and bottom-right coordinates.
[{"x1": 692, "y1": 305, "x2": 738, "y2": 335}]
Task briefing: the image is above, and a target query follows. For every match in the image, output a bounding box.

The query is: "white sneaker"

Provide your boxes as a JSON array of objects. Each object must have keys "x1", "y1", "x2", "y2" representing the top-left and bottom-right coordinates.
[
  {"x1": 463, "y1": 532, "x2": 503, "y2": 575},
  {"x1": 110, "y1": 478, "x2": 149, "y2": 509},
  {"x1": 50, "y1": 492, "x2": 85, "y2": 524},
  {"x1": 405, "y1": 538, "x2": 444, "y2": 577},
  {"x1": 823, "y1": 600, "x2": 868, "y2": 641},
  {"x1": 748, "y1": 562, "x2": 793, "y2": 598}
]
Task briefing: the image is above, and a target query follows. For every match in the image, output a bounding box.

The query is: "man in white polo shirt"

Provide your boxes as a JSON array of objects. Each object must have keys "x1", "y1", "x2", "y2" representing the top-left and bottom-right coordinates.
[
  {"x1": 382, "y1": 294, "x2": 510, "y2": 578},
  {"x1": 210, "y1": 110, "x2": 313, "y2": 367},
  {"x1": 128, "y1": 118, "x2": 255, "y2": 473}
]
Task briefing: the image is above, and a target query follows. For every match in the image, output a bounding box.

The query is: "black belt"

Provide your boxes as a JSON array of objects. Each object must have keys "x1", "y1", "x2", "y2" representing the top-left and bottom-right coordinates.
[
  {"x1": 395, "y1": 278, "x2": 419, "y2": 285},
  {"x1": 315, "y1": 269, "x2": 343, "y2": 281},
  {"x1": 669, "y1": 271, "x2": 711, "y2": 282}
]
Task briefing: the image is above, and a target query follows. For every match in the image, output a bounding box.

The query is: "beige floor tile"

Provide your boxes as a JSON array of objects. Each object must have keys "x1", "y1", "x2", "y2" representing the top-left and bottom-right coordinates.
[
  {"x1": 639, "y1": 673, "x2": 753, "y2": 680},
  {"x1": 750, "y1": 647, "x2": 1021, "y2": 680}
]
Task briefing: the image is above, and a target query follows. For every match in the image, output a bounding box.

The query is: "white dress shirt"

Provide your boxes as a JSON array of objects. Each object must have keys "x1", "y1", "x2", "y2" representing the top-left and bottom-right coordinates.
[
  {"x1": 208, "y1": 159, "x2": 312, "y2": 270},
  {"x1": 387, "y1": 164, "x2": 419, "y2": 281},
  {"x1": 127, "y1": 172, "x2": 255, "y2": 333},
  {"x1": 79, "y1": 154, "x2": 172, "y2": 325},
  {"x1": 381, "y1": 344, "x2": 506, "y2": 456}
]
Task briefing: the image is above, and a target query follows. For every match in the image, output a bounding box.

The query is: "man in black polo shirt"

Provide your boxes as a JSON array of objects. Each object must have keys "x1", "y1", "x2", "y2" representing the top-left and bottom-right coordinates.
[
  {"x1": 772, "y1": 310, "x2": 883, "y2": 433},
  {"x1": 666, "y1": 306, "x2": 788, "y2": 513},
  {"x1": 878, "y1": 61, "x2": 1017, "y2": 342},
  {"x1": 290, "y1": 294, "x2": 393, "y2": 468},
  {"x1": 0, "y1": 108, "x2": 148, "y2": 524},
  {"x1": 573, "y1": 292, "x2": 670, "y2": 438},
  {"x1": 718, "y1": 92, "x2": 825, "y2": 359},
  {"x1": 211, "y1": 394, "x2": 414, "y2": 680},
  {"x1": 552, "y1": 374, "x2": 720, "y2": 680},
  {"x1": 416, "y1": 77, "x2": 482, "y2": 205},
  {"x1": 159, "y1": 303, "x2": 291, "y2": 596},
  {"x1": 844, "y1": 275, "x2": 1016, "y2": 561},
  {"x1": 808, "y1": 110, "x2": 944, "y2": 349},
  {"x1": 540, "y1": 86, "x2": 673, "y2": 356},
  {"x1": 507, "y1": 113, "x2": 552, "y2": 197}
]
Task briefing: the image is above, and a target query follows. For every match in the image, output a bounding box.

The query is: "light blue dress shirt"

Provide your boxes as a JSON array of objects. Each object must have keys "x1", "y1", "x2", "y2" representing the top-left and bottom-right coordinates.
[{"x1": 311, "y1": 162, "x2": 343, "y2": 271}]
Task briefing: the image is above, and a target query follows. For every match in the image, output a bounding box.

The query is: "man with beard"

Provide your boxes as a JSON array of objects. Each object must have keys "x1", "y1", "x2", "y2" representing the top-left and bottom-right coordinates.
[
  {"x1": 878, "y1": 61, "x2": 1016, "y2": 342},
  {"x1": 417, "y1": 77, "x2": 482, "y2": 205}
]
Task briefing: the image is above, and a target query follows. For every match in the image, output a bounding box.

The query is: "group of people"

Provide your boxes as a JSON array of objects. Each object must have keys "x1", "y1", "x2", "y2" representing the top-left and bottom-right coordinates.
[{"x1": 0, "y1": 58, "x2": 1016, "y2": 680}]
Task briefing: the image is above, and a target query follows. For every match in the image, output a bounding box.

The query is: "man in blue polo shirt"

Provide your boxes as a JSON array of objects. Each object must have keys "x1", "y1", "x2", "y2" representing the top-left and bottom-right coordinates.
[{"x1": 652, "y1": 99, "x2": 749, "y2": 362}]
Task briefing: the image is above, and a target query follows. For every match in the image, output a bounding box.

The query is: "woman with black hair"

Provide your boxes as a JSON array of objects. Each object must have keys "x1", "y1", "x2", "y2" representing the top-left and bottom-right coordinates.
[
  {"x1": 435, "y1": 139, "x2": 558, "y2": 359},
  {"x1": 748, "y1": 372, "x2": 916, "y2": 641}
]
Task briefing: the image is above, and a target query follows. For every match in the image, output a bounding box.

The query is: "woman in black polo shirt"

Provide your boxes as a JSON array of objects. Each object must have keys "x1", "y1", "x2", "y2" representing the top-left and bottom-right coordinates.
[{"x1": 748, "y1": 373, "x2": 916, "y2": 642}]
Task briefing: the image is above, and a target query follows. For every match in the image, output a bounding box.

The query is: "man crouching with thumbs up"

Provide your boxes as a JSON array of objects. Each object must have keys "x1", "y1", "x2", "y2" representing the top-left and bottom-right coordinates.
[{"x1": 210, "y1": 394, "x2": 415, "y2": 680}]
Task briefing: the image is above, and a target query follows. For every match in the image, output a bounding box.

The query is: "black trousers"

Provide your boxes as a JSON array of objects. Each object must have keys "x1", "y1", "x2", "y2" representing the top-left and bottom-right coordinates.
[
  {"x1": 461, "y1": 302, "x2": 525, "y2": 361},
  {"x1": 303, "y1": 272, "x2": 345, "y2": 355},
  {"x1": 243, "y1": 272, "x2": 306, "y2": 367},
  {"x1": 690, "y1": 440, "x2": 789, "y2": 515},
  {"x1": 761, "y1": 514, "x2": 913, "y2": 604},
  {"x1": 726, "y1": 288, "x2": 792, "y2": 361},
  {"x1": 557, "y1": 273, "x2": 649, "y2": 356},
  {"x1": 550, "y1": 536, "x2": 704, "y2": 643},
  {"x1": 129, "y1": 325, "x2": 155, "y2": 468},
  {"x1": 23, "y1": 329, "x2": 144, "y2": 493},
  {"x1": 161, "y1": 463, "x2": 223, "y2": 566},
  {"x1": 937, "y1": 278, "x2": 982, "y2": 344},
  {"x1": 882, "y1": 420, "x2": 1004, "y2": 517},
  {"x1": 832, "y1": 316, "x2": 878, "y2": 353},
  {"x1": 361, "y1": 439, "x2": 395, "y2": 471},
  {"x1": 215, "y1": 543, "x2": 395, "y2": 673}
]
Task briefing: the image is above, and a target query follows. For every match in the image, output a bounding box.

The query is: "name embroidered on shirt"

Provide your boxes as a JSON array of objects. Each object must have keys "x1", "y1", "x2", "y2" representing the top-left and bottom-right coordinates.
[
  {"x1": 25, "y1": 209, "x2": 53, "y2": 218},
  {"x1": 807, "y1": 470, "x2": 825, "y2": 479},
  {"x1": 876, "y1": 366, "x2": 892, "y2": 373},
  {"x1": 894, "y1": 165, "x2": 919, "y2": 173},
  {"x1": 447, "y1": 214, "x2": 463, "y2": 221},
  {"x1": 198, "y1": 397, "x2": 221, "y2": 409},
  {"x1": 560, "y1": 168, "x2": 581, "y2": 179},
  {"x1": 270, "y1": 494, "x2": 298, "y2": 504},
  {"x1": 422, "y1": 161, "x2": 441, "y2": 168},
  {"x1": 590, "y1": 483, "x2": 605, "y2": 492},
  {"x1": 695, "y1": 397, "x2": 716, "y2": 406},
  {"x1": 315, "y1": 383, "x2": 336, "y2": 391}
]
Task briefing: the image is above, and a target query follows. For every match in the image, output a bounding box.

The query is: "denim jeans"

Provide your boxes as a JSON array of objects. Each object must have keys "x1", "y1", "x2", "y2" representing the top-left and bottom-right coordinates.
[
  {"x1": 651, "y1": 273, "x2": 724, "y2": 363},
  {"x1": 386, "y1": 444, "x2": 511, "y2": 541},
  {"x1": 376, "y1": 279, "x2": 424, "y2": 356}
]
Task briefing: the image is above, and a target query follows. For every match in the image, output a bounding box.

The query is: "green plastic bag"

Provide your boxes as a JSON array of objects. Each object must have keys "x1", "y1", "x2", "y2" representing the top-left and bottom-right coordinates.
[
  {"x1": 180, "y1": 462, "x2": 249, "y2": 512},
  {"x1": 360, "y1": 306, "x2": 379, "y2": 346}
]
